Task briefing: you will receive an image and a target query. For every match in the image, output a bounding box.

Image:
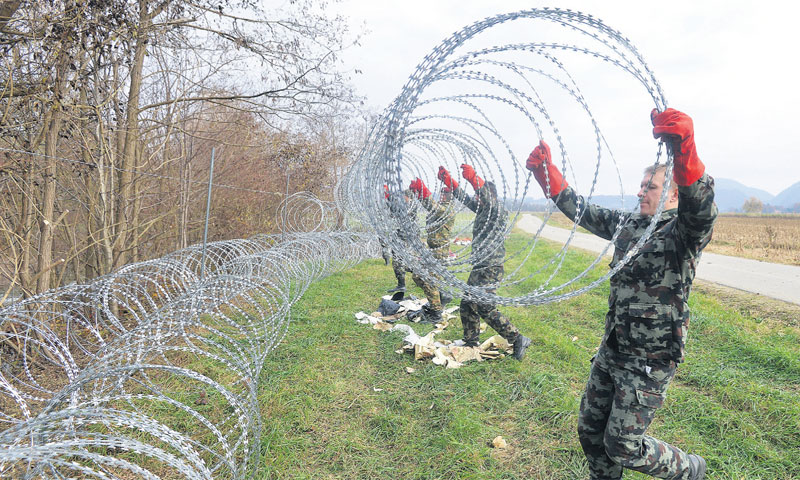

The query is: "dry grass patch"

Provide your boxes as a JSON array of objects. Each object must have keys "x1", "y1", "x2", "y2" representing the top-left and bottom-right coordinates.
[{"x1": 705, "y1": 213, "x2": 800, "y2": 265}]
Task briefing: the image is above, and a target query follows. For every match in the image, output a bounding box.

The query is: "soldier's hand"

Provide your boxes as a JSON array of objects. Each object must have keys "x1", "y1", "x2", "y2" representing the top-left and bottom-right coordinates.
[
  {"x1": 527, "y1": 140, "x2": 568, "y2": 198},
  {"x1": 651, "y1": 108, "x2": 704, "y2": 186},
  {"x1": 437, "y1": 166, "x2": 459, "y2": 190},
  {"x1": 460, "y1": 164, "x2": 485, "y2": 190}
]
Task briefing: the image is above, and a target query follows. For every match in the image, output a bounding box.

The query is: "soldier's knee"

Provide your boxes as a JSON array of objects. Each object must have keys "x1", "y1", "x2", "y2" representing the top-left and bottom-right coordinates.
[
  {"x1": 476, "y1": 303, "x2": 496, "y2": 319},
  {"x1": 603, "y1": 433, "x2": 643, "y2": 467},
  {"x1": 460, "y1": 300, "x2": 478, "y2": 315},
  {"x1": 577, "y1": 414, "x2": 601, "y2": 439}
]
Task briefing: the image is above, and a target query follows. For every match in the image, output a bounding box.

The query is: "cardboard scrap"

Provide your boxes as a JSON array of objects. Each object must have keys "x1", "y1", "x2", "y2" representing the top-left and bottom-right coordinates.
[
  {"x1": 356, "y1": 297, "x2": 509, "y2": 370},
  {"x1": 450, "y1": 345, "x2": 483, "y2": 363},
  {"x1": 480, "y1": 335, "x2": 512, "y2": 352},
  {"x1": 373, "y1": 321, "x2": 393, "y2": 331},
  {"x1": 491, "y1": 436, "x2": 507, "y2": 449},
  {"x1": 355, "y1": 311, "x2": 382, "y2": 325}
]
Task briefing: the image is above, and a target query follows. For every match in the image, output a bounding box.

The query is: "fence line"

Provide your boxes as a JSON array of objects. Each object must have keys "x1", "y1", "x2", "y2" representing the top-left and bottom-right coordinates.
[{"x1": 0, "y1": 192, "x2": 379, "y2": 478}]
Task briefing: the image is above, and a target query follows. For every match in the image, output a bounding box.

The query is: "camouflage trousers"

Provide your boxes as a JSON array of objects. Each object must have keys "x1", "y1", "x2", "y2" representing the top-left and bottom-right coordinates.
[
  {"x1": 392, "y1": 257, "x2": 410, "y2": 285},
  {"x1": 578, "y1": 346, "x2": 692, "y2": 479},
  {"x1": 460, "y1": 264, "x2": 519, "y2": 345},
  {"x1": 412, "y1": 272, "x2": 442, "y2": 312}
]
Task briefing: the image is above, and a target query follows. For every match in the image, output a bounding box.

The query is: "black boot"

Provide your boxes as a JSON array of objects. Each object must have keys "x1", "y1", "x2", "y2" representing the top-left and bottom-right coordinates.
[
  {"x1": 406, "y1": 308, "x2": 423, "y2": 322},
  {"x1": 387, "y1": 279, "x2": 406, "y2": 294},
  {"x1": 512, "y1": 335, "x2": 531, "y2": 361},
  {"x1": 439, "y1": 291, "x2": 452, "y2": 306},
  {"x1": 421, "y1": 305, "x2": 442, "y2": 324},
  {"x1": 688, "y1": 454, "x2": 707, "y2": 479}
]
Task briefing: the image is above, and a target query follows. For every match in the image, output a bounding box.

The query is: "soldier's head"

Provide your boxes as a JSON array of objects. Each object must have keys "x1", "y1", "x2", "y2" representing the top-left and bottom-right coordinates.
[
  {"x1": 483, "y1": 180, "x2": 498, "y2": 200},
  {"x1": 638, "y1": 165, "x2": 679, "y2": 216}
]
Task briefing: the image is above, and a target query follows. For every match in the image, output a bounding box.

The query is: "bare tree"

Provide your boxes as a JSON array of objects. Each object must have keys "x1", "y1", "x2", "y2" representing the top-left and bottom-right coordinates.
[
  {"x1": 0, "y1": 0, "x2": 364, "y2": 297},
  {"x1": 742, "y1": 197, "x2": 764, "y2": 215}
]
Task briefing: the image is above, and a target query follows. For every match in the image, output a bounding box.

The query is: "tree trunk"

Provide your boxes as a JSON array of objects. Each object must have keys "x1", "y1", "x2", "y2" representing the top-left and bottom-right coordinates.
[
  {"x1": 18, "y1": 152, "x2": 36, "y2": 299},
  {"x1": 0, "y1": 0, "x2": 22, "y2": 32},
  {"x1": 113, "y1": 0, "x2": 166, "y2": 269},
  {"x1": 35, "y1": 109, "x2": 63, "y2": 294}
]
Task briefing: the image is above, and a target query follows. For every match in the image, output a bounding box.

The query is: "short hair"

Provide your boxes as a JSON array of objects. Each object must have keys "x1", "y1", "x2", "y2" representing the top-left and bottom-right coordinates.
[{"x1": 642, "y1": 164, "x2": 678, "y2": 192}]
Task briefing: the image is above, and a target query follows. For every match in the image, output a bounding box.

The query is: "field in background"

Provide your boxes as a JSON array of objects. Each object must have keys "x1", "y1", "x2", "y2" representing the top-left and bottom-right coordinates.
[
  {"x1": 530, "y1": 211, "x2": 800, "y2": 266},
  {"x1": 257, "y1": 233, "x2": 800, "y2": 479},
  {"x1": 708, "y1": 214, "x2": 800, "y2": 265}
]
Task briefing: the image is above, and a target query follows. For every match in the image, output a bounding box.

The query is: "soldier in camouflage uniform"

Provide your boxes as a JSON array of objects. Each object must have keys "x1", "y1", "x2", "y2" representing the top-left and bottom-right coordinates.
[
  {"x1": 408, "y1": 178, "x2": 456, "y2": 323},
  {"x1": 438, "y1": 164, "x2": 532, "y2": 361},
  {"x1": 385, "y1": 188, "x2": 418, "y2": 296},
  {"x1": 526, "y1": 108, "x2": 715, "y2": 479}
]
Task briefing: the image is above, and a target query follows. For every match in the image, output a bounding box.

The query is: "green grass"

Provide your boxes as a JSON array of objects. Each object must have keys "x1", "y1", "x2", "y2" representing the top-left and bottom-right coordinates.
[{"x1": 256, "y1": 233, "x2": 800, "y2": 479}]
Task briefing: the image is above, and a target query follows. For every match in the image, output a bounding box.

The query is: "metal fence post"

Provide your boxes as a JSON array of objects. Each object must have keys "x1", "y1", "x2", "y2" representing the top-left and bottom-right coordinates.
[{"x1": 200, "y1": 148, "x2": 216, "y2": 279}]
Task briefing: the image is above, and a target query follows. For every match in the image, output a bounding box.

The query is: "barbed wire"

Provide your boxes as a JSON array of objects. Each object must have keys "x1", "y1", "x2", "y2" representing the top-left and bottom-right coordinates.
[
  {"x1": 0, "y1": 193, "x2": 379, "y2": 478},
  {"x1": 338, "y1": 7, "x2": 674, "y2": 306}
]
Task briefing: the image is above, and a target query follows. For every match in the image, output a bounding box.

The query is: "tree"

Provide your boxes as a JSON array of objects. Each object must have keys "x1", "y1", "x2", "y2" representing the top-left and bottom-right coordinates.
[
  {"x1": 742, "y1": 197, "x2": 764, "y2": 214},
  {"x1": 0, "y1": 0, "x2": 364, "y2": 297}
]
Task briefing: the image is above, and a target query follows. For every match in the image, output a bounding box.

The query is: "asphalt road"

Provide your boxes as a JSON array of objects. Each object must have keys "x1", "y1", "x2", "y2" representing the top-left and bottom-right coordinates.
[{"x1": 516, "y1": 213, "x2": 800, "y2": 306}]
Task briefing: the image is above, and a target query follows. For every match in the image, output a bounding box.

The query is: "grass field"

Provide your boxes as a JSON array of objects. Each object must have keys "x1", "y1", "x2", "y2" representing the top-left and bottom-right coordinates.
[
  {"x1": 533, "y1": 211, "x2": 800, "y2": 266},
  {"x1": 708, "y1": 214, "x2": 800, "y2": 265},
  {"x1": 256, "y1": 233, "x2": 800, "y2": 479}
]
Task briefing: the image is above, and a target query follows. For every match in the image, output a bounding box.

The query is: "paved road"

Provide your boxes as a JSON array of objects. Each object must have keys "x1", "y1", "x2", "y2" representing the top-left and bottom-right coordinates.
[{"x1": 516, "y1": 214, "x2": 800, "y2": 306}]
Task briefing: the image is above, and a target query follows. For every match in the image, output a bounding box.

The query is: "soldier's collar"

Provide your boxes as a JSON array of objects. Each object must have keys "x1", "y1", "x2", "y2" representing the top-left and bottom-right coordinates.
[{"x1": 633, "y1": 208, "x2": 678, "y2": 224}]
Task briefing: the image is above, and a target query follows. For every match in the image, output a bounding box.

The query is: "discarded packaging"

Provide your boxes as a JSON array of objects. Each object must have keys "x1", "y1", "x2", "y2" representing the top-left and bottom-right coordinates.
[{"x1": 492, "y1": 436, "x2": 507, "y2": 449}]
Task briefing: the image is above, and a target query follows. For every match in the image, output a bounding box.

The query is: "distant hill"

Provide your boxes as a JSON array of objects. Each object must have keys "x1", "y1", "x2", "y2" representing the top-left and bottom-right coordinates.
[
  {"x1": 506, "y1": 194, "x2": 639, "y2": 212},
  {"x1": 585, "y1": 195, "x2": 639, "y2": 211},
  {"x1": 507, "y1": 179, "x2": 800, "y2": 213},
  {"x1": 772, "y1": 181, "x2": 800, "y2": 208},
  {"x1": 713, "y1": 178, "x2": 774, "y2": 212}
]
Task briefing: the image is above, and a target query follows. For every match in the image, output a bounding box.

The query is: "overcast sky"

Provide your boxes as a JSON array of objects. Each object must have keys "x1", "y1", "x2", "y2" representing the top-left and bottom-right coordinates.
[{"x1": 332, "y1": 0, "x2": 800, "y2": 197}]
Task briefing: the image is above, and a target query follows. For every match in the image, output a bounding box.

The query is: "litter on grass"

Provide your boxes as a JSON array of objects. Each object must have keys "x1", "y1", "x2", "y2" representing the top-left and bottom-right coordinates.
[{"x1": 354, "y1": 295, "x2": 512, "y2": 369}]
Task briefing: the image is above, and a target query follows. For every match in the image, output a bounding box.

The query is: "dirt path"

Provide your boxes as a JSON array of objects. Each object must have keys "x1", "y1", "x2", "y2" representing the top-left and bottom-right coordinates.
[{"x1": 515, "y1": 213, "x2": 800, "y2": 306}]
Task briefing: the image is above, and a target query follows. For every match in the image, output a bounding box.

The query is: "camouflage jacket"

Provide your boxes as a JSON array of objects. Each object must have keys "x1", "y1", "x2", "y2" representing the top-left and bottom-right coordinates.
[
  {"x1": 452, "y1": 182, "x2": 507, "y2": 267},
  {"x1": 420, "y1": 196, "x2": 454, "y2": 252},
  {"x1": 387, "y1": 189, "x2": 418, "y2": 244},
  {"x1": 555, "y1": 174, "x2": 717, "y2": 363}
]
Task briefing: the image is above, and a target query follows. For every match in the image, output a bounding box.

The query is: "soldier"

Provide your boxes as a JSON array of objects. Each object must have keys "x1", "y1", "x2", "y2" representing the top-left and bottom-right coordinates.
[
  {"x1": 526, "y1": 108, "x2": 716, "y2": 479},
  {"x1": 437, "y1": 164, "x2": 532, "y2": 361},
  {"x1": 407, "y1": 177, "x2": 456, "y2": 323},
  {"x1": 384, "y1": 187, "x2": 417, "y2": 298}
]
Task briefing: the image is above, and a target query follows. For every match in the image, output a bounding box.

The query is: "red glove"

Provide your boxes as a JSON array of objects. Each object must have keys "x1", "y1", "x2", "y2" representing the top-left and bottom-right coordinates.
[
  {"x1": 437, "y1": 166, "x2": 459, "y2": 190},
  {"x1": 460, "y1": 164, "x2": 485, "y2": 190},
  {"x1": 383, "y1": 184, "x2": 390, "y2": 199},
  {"x1": 409, "y1": 178, "x2": 431, "y2": 199},
  {"x1": 526, "y1": 140, "x2": 568, "y2": 198},
  {"x1": 651, "y1": 108, "x2": 704, "y2": 186}
]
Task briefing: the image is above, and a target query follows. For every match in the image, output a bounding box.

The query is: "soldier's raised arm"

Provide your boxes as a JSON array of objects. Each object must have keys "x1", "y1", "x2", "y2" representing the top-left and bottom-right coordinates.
[
  {"x1": 651, "y1": 108, "x2": 718, "y2": 255},
  {"x1": 409, "y1": 177, "x2": 438, "y2": 213},
  {"x1": 526, "y1": 140, "x2": 625, "y2": 240},
  {"x1": 438, "y1": 165, "x2": 477, "y2": 212}
]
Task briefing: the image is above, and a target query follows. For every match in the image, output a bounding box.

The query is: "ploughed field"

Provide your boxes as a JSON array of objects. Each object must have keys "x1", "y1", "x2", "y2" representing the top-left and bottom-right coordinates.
[
  {"x1": 533, "y1": 212, "x2": 800, "y2": 266},
  {"x1": 707, "y1": 214, "x2": 800, "y2": 266}
]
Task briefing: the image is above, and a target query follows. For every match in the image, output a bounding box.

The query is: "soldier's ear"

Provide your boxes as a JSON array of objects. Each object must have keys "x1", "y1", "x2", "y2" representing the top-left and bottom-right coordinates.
[{"x1": 669, "y1": 185, "x2": 679, "y2": 204}]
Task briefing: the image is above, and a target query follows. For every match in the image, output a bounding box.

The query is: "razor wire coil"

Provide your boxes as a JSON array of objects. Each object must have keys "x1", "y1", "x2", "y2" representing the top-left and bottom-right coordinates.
[
  {"x1": 338, "y1": 7, "x2": 675, "y2": 307},
  {"x1": 0, "y1": 193, "x2": 380, "y2": 478}
]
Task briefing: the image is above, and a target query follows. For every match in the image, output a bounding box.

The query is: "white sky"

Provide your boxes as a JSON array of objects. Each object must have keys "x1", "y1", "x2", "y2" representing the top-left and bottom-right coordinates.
[{"x1": 333, "y1": 0, "x2": 800, "y2": 197}]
